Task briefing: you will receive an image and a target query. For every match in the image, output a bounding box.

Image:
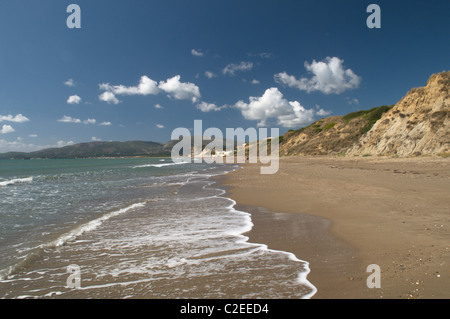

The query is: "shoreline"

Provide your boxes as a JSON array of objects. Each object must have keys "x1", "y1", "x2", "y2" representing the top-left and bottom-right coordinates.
[
  {"x1": 218, "y1": 156, "x2": 449, "y2": 299},
  {"x1": 215, "y1": 175, "x2": 364, "y2": 299},
  {"x1": 215, "y1": 177, "x2": 319, "y2": 299}
]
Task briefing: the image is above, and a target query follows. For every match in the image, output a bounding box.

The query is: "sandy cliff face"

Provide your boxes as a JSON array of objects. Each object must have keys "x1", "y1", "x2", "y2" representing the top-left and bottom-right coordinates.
[
  {"x1": 280, "y1": 116, "x2": 368, "y2": 156},
  {"x1": 347, "y1": 71, "x2": 449, "y2": 156},
  {"x1": 279, "y1": 105, "x2": 393, "y2": 156}
]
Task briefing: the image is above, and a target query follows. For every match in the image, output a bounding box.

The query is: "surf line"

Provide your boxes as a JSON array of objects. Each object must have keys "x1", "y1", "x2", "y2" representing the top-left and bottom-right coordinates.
[{"x1": 203, "y1": 168, "x2": 318, "y2": 299}]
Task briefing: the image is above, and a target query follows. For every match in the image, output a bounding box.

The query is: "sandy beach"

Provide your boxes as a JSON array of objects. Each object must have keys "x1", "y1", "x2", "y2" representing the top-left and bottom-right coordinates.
[{"x1": 219, "y1": 156, "x2": 449, "y2": 299}]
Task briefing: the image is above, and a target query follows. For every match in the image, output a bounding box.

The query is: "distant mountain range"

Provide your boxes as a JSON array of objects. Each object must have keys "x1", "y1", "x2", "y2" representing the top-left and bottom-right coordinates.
[
  {"x1": 0, "y1": 137, "x2": 231, "y2": 160},
  {"x1": 0, "y1": 141, "x2": 170, "y2": 159}
]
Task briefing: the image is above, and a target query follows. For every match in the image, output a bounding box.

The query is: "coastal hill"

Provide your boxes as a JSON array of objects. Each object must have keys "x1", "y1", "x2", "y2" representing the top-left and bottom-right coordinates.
[
  {"x1": 347, "y1": 71, "x2": 449, "y2": 156},
  {"x1": 279, "y1": 105, "x2": 393, "y2": 156},
  {"x1": 280, "y1": 71, "x2": 449, "y2": 157},
  {"x1": 0, "y1": 137, "x2": 231, "y2": 159},
  {"x1": 0, "y1": 141, "x2": 169, "y2": 159}
]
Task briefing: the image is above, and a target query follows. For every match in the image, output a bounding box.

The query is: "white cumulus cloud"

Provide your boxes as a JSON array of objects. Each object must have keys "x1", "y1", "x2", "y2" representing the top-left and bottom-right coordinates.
[
  {"x1": 155, "y1": 124, "x2": 164, "y2": 129},
  {"x1": 196, "y1": 101, "x2": 225, "y2": 112},
  {"x1": 0, "y1": 114, "x2": 30, "y2": 123},
  {"x1": 158, "y1": 75, "x2": 201, "y2": 103},
  {"x1": 67, "y1": 94, "x2": 82, "y2": 104},
  {"x1": 98, "y1": 75, "x2": 202, "y2": 105},
  {"x1": 100, "y1": 75, "x2": 159, "y2": 96},
  {"x1": 58, "y1": 116, "x2": 96, "y2": 125},
  {"x1": 274, "y1": 56, "x2": 361, "y2": 94},
  {"x1": 316, "y1": 108, "x2": 332, "y2": 116},
  {"x1": 1, "y1": 125, "x2": 15, "y2": 134},
  {"x1": 58, "y1": 115, "x2": 81, "y2": 124},
  {"x1": 98, "y1": 75, "x2": 159, "y2": 104},
  {"x1": 99, "y1": 91, "x2": 120, "y2": 104},
  {"x1": 99, "y1": 121, "x2": 112, "y2": 126},
  {"x1": 83, "y1": 119, "x2": 96, "y2": 125},
  {"x1": 233, "y1": 87, "x2": 315, "y2": 128}
]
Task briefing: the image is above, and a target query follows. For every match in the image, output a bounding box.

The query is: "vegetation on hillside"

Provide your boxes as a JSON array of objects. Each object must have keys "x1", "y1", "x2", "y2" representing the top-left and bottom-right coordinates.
[{"x1": 279, "y1": 105, "x2": 394, "y2": 156}]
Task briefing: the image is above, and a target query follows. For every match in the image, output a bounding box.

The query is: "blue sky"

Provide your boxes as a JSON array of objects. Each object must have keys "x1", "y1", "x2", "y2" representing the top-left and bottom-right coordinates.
[{"x1": 0, "y1": 0, "x2": 449, "y2": 152}]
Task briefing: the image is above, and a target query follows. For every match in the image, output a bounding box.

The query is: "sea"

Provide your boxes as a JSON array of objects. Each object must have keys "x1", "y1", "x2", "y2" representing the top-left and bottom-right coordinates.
[{"x1": 0, "y1": 158, "x2": 316, "y2": 299}]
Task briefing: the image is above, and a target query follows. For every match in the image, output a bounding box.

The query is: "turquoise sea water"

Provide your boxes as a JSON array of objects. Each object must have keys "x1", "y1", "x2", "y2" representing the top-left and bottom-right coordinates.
[{"x1": 0, "y1": 158, "x2": 316, "y2": 298}]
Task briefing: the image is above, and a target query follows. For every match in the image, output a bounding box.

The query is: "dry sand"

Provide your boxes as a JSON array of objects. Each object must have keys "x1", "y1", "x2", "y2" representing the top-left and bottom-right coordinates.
[{"x1": 219, "y1": 156, "x2": 449, "y2": 299}]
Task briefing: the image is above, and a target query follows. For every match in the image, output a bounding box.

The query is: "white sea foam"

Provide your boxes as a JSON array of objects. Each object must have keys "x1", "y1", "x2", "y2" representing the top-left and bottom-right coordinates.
[
  {"x1": 225, "y1": 198, "x2": 317, "y2": 298},
  {"x1": 0, "y1": 177, "x2": 33, "y2": 186},
  {"x1": 203, "y1": 167, "x2": 318, "y2": 299},
  {"x1": 77, "y1": 278, "x2": 154, "y2": 290},
  {"x1": 0, "y1": 201, "x2": 148, "y2": 281},
  {"x1": 167, "y1": 257, "x2": 189, "y2": 268},
  {"x1": 1, "y1": 161, "x2": 317, "y2": 298},
  {"x1": 42, "y1": 202, "x2": 146, "y2": 248},
  {"x1": 132, "y1": 161, "x2": 189, "y2": 169}
]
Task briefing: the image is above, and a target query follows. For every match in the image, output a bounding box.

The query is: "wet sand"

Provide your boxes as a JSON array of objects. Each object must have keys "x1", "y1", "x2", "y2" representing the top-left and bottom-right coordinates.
[{"x1": 219, "y1": 156, "x2": 450, "y2": 299}]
